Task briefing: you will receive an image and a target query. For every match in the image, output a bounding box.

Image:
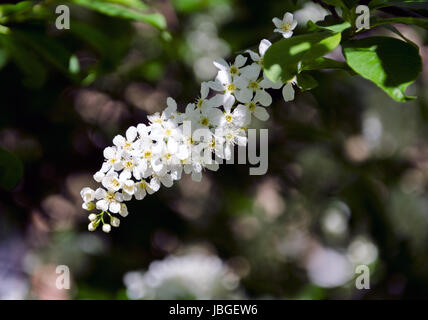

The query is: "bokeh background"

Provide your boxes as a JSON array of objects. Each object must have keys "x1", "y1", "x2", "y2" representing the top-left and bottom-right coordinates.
[{"x1": 1, "y1": 0, "x2": 428, "y2": 299}]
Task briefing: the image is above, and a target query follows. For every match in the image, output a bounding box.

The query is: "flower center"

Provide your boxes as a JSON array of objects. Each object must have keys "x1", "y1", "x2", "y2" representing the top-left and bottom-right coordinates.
[
  {"x1": 144, "y1": 151, "x2": 152, "y2": 159},
  {"x1": 165, "y1": 128, "x2": 172, "y2": 136},
  {"x1": 248, "y1": 102, "x2": 256, "y2": 112},
  {"x1": 226, "y1": 83, "x2": 236, "y2": 92},
  {"x1": 111, "y1": 179, "x2": 120, "y2": 188},
  {"x1": 197, "y1": 99, "x2": 204, "y2": 109},
  {"x1": 106, "y1": 192, "x2": 115, "y2": 202},
  {"x1": 229, "y1": 66, "x2": 238, "y2": 75},
  {"x1": 281, "y1": 23, "x2": 291, "y2": 31},
  {"x1": 124, "y1": 142, "x2": 131, "y2": 149},
  {"x1": 125, "y1": 160, "x2": 133, "y2": 169},
  {"x1": 201, "y1": 117, "x2": 209, "y2": 126},
  {"x1": 225, "y1": 114, "x2": 232, "y2": 123},
  {"x1": 249, "y1": 81, "x2": 259, "y2": 90}
]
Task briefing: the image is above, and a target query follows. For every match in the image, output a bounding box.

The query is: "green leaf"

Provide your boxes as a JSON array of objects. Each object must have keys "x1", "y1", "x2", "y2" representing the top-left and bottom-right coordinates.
[
  {"x1": 307, "y1": 20, "x2": 351, "y2": 33},
  {"x1": 14, "y1": 30, "x2": 77, "y2": 78},
  {"x1": 369, "y1": 0, "x2": 428, "y2": 10},
  {"x1": 371, "y1": 17, "x2": 428, "y2": 29},
  {"x1": 301, "y1": 57, "x2": 354, "y2": 73},
  {"x1": 0, "y1": 34, "x2": 47, "y2": 88},
  {"x1": 71, "y1": 0, "x2": 167, "y2": 30},
  {"x1": 342, "y1": 37, "x2": 422, "y2": 102},
  {"x1": 296, "y1": 73, "x2": 318, "y2": 91},
  {"x1": 0, "y1": 147, "x2": 23, "y2": 191},
  {"x1": 264, "y1": 31, "x2": 342, "y2": 82}
]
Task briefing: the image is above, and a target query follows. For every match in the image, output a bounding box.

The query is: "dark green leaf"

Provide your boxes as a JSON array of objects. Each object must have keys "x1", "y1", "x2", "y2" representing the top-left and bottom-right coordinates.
[
  {"x1": 301, "y1": 57, "x2": 353, "y2": 73},
  {"x1": 0, "y1": 34, "x2": 47, "y2": 88},
  {"x1": 71, "y1": 0, "x2": 167, "y2": 30},
  {"x1": 342, "y1": 36, "x2": 422, "y2": 102},
  {"x1": 371, "y1": 17, "x2": 428, "y2": 29},
  {"x1": 297, "y1": 73, "x2": 318, "y2": 91}
]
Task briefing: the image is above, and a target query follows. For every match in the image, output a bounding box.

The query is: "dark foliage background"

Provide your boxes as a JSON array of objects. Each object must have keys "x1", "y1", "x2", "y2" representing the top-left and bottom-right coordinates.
[{"x1": 0, "y1": 0, "x2": 428, "y2": 299}]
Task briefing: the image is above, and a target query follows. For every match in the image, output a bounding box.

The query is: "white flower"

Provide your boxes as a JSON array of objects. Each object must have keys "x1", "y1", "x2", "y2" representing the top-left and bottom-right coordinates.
[
  {"x1": 101, "y1": 146, "x2": 123, "y2": 172},
  {"x1": 101, "y1": 172, "x2": 122, "y2": 192},
  {"x1": 219, "y1": 95, "x2": 249, "y2": 128},
  {"x1": 261, "y1": 75, "x2": 296, "y2": 102},
  {"x1": 239, "y1": 97, "x2": 270, "y2": 124},
  {"x1": 123, "y1": 253, "x2": 240, "y2": 300},
  {"x1": 213, "y1": 54, "x2": 247, "y2": 77},
  {"x1": 240, "y1": 63, "x2": 272, "y2": 106},
  {"x1": 113, "y1": 126, "x2": 138, "y2": 152},
  {"x1": 215, "y1": 126, "x2": 247, "y2": 160},
  {"x1": 80, "y1": 187, "x2": 95, "y2": 203},
  {"x1": 272, "y1": 12, "x2": 297, "y2": 38},
  {"x1": 94, "y1": 187, "x2": 123, "y2": 213},
  {"x1": 246, "y1": 39, "x2": 272, "y2": 66},
  {"x1": 121, "y1": 179, "x2": 135, "y2": 201},
  {"x1": 209, "y1": 71, "x2": 252, "y2": 104},
  {"x1": 134, "y1": 179, "x2": 156, "y2": 200}
]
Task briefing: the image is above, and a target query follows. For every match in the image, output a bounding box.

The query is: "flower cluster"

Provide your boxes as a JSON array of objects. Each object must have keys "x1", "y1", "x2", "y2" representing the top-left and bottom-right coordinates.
[
  {"x1": 80, "y1": 12, "x2": 298, "y2": 232},
  {"x1": 123, "y1": 253, "x2": 241, "y2": 299}
]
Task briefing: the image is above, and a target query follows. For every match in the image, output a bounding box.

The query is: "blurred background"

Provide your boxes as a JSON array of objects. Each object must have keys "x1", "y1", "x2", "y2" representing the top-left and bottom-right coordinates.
[{"x1": 0, "y1": 0, "x2": 428, "y2": 299}]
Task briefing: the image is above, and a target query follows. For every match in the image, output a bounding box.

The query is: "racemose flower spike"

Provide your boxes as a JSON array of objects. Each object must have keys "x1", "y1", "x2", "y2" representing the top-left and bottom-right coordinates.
[{"x1": 80, "y1": 12, "x2": 299, "y2": 232}]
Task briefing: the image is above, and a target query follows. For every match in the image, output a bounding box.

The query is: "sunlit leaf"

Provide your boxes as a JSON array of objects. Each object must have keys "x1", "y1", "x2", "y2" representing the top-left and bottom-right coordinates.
[
  {"x1": 264, "y1": 31, "x2": 342, "y2": 82},
  {"x1": 342, "y1": 37, "x2": 422, "y2": 102}
]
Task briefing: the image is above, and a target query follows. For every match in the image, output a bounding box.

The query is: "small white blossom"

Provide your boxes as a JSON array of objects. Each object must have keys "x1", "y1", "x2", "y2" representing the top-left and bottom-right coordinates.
[{"x1": 272, "y1": 12, "x2": 297, "y2": 38}]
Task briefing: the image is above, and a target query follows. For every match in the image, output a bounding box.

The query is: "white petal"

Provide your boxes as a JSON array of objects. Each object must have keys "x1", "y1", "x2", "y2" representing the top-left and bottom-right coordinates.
[
  {"x1": 246, "y1": 49, "x2": 260, "y2": 62},
  {"x1": 234, "y1": 54, "x2": 247, "y2": 68},
  {"x1": 160, "y1": 175, "x2": 173, "y2": 188},
  {"x1": 167, "y1": 137, "x2": 178, "y2": 154},
  {"x1": 207, "y1": 108, "x2": 223, "y2": 126},
  {"x1": 254, "y1": 106, "x2": 269, "y2": 121},
  {"x1": 126, "y1": 126, "x2": 137, "y2": 142},
  {"x1": 167, "y1": 97, "x2": 177, "y2": 110},
  {"x1": 282, "y1": 31, "x2": 293, "y2": 38},
  {"x1": 109, "y1": 201, "x2": 120, "y2": 213},
  {"x1": 113, "y1": 135, "x2": 125, "y2": 147},
  {"x1": 223, "y1": 95, "x2": 235, "y2": 113},
  {"x1": 272, "y1": 17, "x2": 282, "y2": 28},
  {"x1": 208, "y1": 80, "x2": 224, "y2": 92},
  {"x1": 255, "y1": 90, "x2": 272, "y2": 106},
  {"x1": 150, "y1": 178, "x2": 161, "y2": 192},
  {"x1": 291, "y1": 20, "x2": 298, "y2": 30},
  {"x1": 282, "y1": 82, "x2": 295, "y2": 102},
  {"x1": 94, "y1": 188, "x2": 107, "y2": 200},
  {"x1": 216, "y1": 70, "x2": 231, "y2": 85},
  {"x1": 284, "y1": 12, "x2": 294, "y2": 24},
  {"x1": 240, "y1": 63, "x2": 261, "y2": 81},
  {"x1": 233, "y1": 105, "x2": 250, "y2": 127},
  {"x1": 200, "y1": 82, "x2": 209, "y2": 99},
  {"x1": 103, "y1": 147, "x2": 115, "y2": 159},
  {"x1": 259, "y1": 39, "x2": 272, "y2": 57},
  {"x1": 96, "y1": 199, "x2": 109, "y2": 211},
  {"x1": 235, "y1": 88, "x2": 253, "y2": 104},
  {"x1": 213, "y1": 58, "x2": 228, "y2": 71}
]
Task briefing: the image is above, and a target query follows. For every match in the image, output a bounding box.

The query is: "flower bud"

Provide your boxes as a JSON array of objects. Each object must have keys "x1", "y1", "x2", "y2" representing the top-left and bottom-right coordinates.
[
  {"x1": 88, "y1": 222, "x2": 97, "y2": 232},
  {"x1": 88, "y1": 213, "x2": 97, "y2": 221},
  {"x1": 102, "y1": 224, "x2": 111, "y2": 233},
  {"x1": 111, "y1": 217, "x2": 120, "y2": 227}
]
